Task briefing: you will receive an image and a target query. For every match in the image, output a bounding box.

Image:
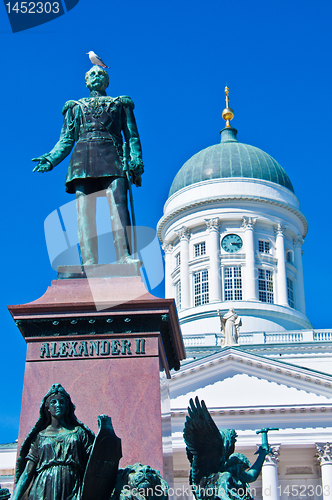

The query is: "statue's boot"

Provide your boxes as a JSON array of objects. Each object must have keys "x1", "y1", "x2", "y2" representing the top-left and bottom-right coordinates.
[
  {"x1": 113, "y1": 232, "x2": 141, "y2": 266},
  {"x1": 118, "y1": 255, "x2": 142, "y2": 265},
  {"x1": 106, "y1": 178, "x2": 141, "y2": 265}
]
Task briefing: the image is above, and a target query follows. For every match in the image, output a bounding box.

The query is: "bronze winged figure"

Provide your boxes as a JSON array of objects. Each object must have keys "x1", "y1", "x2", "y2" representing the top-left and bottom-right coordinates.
[{"x1": 184, "y1": 397, "x2": 271, "y2": 500}]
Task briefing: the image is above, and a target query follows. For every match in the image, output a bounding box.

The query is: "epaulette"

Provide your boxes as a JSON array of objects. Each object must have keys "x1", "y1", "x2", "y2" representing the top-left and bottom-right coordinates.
[
  {"x1": 119, "y1": 96, "x2": 135, "y2": 109},
  {"x1": 62, "y1": 100, "x2": 78, "y2": 115}
]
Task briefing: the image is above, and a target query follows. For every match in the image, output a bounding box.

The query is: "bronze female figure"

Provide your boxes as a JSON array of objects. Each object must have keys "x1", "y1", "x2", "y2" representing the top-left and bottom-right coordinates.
[{"x1": 12, "y1": 384, "x2": 94, "y2": 500}]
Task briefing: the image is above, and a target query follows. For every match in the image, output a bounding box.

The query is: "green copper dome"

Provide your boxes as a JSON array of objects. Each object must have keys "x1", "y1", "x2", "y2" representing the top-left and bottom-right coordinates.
[{"x1": 169, "y1": 128, "x2": 294, "y2": 197}]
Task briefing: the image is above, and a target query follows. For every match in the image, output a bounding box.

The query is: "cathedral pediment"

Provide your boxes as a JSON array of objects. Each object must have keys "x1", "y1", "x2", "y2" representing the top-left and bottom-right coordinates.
[
  {"x1": 171, "y1": 347, "x2": 332, "y2": 399},
  {"x1": 170, "y1": 348, "x2": 332, "y2": 432}
]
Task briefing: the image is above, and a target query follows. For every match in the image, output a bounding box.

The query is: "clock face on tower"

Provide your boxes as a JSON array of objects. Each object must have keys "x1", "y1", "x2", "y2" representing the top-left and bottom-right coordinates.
[{"x1": 221, "y1": 234, "x2": 243, "y2": 253}]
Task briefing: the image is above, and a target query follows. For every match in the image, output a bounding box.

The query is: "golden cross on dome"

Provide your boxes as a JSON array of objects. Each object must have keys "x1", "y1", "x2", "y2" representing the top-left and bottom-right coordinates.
[
  {"x1": 222, "y1": 86, "x2": 234, "y2": 128},
  {"x1": 225, "y1": 86, "x2": 230, "y2": 108}
]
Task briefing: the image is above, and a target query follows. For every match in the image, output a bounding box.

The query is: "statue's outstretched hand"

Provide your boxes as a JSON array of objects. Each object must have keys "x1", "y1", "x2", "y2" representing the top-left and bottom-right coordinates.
[{"x1": 32, "y1": 157, "x2": 53, "y2": 173}]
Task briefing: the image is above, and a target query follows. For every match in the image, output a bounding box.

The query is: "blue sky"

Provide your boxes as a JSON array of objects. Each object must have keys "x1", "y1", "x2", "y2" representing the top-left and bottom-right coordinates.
[{"x1": 1, "y1": 0, "x2": 332, "y2": 442}]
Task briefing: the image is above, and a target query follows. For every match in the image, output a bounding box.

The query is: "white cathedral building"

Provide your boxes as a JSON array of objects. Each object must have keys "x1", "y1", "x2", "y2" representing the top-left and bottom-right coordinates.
[{"x1": 158, "y1": 91, "x2": 332, "y2": 500}]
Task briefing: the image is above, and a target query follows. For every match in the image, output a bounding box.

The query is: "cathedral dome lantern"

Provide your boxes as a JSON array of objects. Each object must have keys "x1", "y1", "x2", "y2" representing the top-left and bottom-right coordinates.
[{"x1": 158, "y1": 88, "x2": 312, "y2": 337}]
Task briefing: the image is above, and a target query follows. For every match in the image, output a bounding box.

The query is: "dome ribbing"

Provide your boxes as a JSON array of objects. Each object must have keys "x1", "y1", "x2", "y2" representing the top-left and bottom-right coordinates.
[{"x1": 169, "y1": 128, "x2": 294, "y2": 197}]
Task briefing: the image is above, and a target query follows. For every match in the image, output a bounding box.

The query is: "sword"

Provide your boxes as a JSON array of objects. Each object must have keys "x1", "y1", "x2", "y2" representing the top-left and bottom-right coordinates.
[
  {"x1": 123, "y1": 142, "x2": 137, "y2": 259},
  {"x1": 255, "y1": 427, "x2": 279, "y2": 453}
]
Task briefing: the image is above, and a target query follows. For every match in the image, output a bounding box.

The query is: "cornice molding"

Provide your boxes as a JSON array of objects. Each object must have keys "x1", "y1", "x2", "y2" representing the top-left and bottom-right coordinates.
[
  {"x1": 171, "y1": 405, "x2": 332, "y2": 418},
  {"x1": 171, "y1": 425, "x2": 332, "y2": 450},
  {"x1": 170, "y1": 403, "x2": 332, "y2": 435},
  {"x1": 178, "y1": 302, "x2": 311, "y2": 328},
  {"x1": 158, "y1": 195, "x2": 308, "y2": 242}
]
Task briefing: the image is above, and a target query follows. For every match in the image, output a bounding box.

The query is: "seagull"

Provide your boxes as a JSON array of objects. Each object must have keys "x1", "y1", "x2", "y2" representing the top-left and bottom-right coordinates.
[{"x1": 87, "y1": 51, "x2": 109, "y2": 69}]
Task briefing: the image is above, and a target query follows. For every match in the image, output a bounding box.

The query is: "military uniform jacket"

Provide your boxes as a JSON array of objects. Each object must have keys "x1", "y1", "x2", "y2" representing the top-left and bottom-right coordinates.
[{"x1": 44, "y1": 95, "x2": 143, "y2": 194}]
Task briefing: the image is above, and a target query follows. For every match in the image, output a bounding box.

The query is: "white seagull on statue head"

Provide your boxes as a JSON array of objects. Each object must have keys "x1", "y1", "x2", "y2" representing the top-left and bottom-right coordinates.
[{"x1": 87, "y1": 51, "x2": 109, "y2": 68}]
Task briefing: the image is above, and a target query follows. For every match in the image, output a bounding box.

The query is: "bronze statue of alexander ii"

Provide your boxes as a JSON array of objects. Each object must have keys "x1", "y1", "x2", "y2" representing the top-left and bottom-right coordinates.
[{"x1": 33, "y1": 65, "x2": 144, "y2": 266}]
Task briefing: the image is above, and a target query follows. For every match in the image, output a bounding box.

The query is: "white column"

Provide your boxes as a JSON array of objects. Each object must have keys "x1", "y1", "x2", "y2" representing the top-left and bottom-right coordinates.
[
  {"x1": 188, "y1": 269, "x2": 194, "y2": 308},
  {"x1": 205, "y1": 218, "x2": 221, "y2": 303},
  {"x1": 316, "y1": 443, "x2": 332, "y2": 500},
  {"x1": 293, "y1": 237, "x2": 306, "y2": 314},
  {"x1": 242, "y1": 217, "x2": 258, "y2": 301},
  {"x1": 162, "y1": 243, "x2": 173, "y2": 299},
  {"x1": 220, "y1": 265, "x2": 225, "y2": 301},
  {"x1": 262, "y1": 445, "x2": 280, "y2": 500},
  {"x1": 274, "y1": 223, "x2": 288, "y2": 307},
  {"x1": 176, "y1": 226, "x2": 190, "y2": 310}
]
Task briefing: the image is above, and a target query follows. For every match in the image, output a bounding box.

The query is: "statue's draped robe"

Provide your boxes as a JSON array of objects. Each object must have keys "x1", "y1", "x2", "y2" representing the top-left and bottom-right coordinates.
[
  {"x1": 26, "y1": 426, "x2": 93, "y2": 500},
  {"x1": 222, "y1": 312, "x2": 239, "y2": 346}
]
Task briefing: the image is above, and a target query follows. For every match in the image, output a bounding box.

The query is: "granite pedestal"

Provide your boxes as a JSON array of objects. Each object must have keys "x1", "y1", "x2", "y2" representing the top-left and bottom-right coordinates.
[{"x1": 8, "y1": 271, "x2": 185, "y2": 486}]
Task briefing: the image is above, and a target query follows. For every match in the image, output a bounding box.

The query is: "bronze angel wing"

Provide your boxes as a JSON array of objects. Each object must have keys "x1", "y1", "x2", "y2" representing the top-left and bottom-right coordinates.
[{"x1": 183, "y1": 397, "x2": 226, "y2": 486}]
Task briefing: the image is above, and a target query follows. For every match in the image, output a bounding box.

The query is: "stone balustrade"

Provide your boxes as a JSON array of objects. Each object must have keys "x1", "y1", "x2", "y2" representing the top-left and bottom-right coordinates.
[{"x1": 183, "y1": 329, "x2": 332, "y2": 347}]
